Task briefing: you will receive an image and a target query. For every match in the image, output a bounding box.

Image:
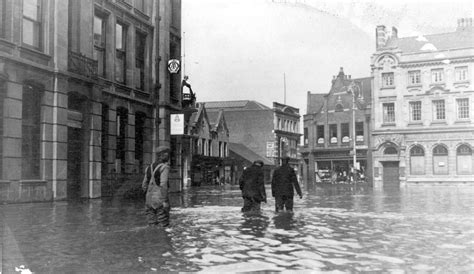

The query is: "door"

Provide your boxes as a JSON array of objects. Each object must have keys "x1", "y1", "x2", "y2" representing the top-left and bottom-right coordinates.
[
  {"x1": 382, "y1": 161, "x2": 399, "y2": 189},
  {"x1": 67, "y1": 127, "x2": 83, "y2": 199}
]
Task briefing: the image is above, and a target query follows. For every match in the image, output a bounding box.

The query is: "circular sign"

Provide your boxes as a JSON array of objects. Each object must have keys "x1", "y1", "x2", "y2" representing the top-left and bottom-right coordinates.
[{"x1": 168, "y1": 59, "x2": 180, "y2": 74}]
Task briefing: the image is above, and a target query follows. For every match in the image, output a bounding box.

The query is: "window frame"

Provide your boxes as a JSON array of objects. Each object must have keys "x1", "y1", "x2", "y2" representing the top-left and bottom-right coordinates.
[
  {"x1": 316, "y1": 124, "x2": 324, "y2": 145},
  {"x1": 408, "y1": 70, "x2": 421, "y2": 86},
  {"x1": 455, "y1": 66, "x2": 468, "y2": 82},
  {"x1": 433, "y1": 100, "x2": 446, "y2": 121},
  {"x1": 94, "y1": 13, "x2": 107, "y2": 78},
  {"x1": 431, "y1": 68, "x2": 444, "y2": 84},
  {"x1": 22, "y1": 0, "x2": 42, "y2": 49},
  {"x1": 115, "y1": 22, "x2": 127, "y2": 84},
  {"x1": 329, "y1": 124, "x2": 337, "y2": 144},
  {"x1": 409, "y1": 101, "x2": 422, "y2": 122},
  {"x1": 135, "y1": 31, "x2": 147, "y2": 90},
  {"x1": 456, "y1": 98, "x2": 470, "y2": 120},
  {"x1": 381, "y1": 72, "x2": 394, "y2": 88},
  {"x1": 383, "y1": 102, "x2": 395, "y2": 124},
  {"x1": 22, "y1": 84, "x2": 42, "y2": 179}
]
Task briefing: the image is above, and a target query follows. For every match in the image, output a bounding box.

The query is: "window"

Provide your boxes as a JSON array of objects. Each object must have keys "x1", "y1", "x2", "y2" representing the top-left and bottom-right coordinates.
[
  {"x1": 341, "y1": 123, "x2": 349, "y2": 143},
  {"x1": 355, "y1": 122, "x2": 364, "y2": 142},
  {"x1": 316, "y1": 125, "x2": 324, "y2": 144},
  {"x1": 94, "y1": 14, "x2": 106, "y2": 77},
  {"x1": 203, "y1": 139, "x2": 207, "y2": 156},
  {"x1": 457, "y1": 98, "x2": 470, "y2": 119},
  {"x1": 0, "y1": 81, "x2": 4, "y2": 178},
  {"x1": 431, "y1": 69, "x2": 444, "y2": 83},
  {"x1": 455, "y1": 66, "x2": 468, "y2": 82},
  {"x1": 22, "y1": 84, "x2": 42, "y2": 179},
  {"x1": 22, "y1": 0, "x2": 42, "y2": 48},
  {"x1": 1, "y1": 0, "x2": 6, "y2": 38},
  {"x1": 135, "y1": 0, "x2": 146, "y2": 13},
  {"x1": 383, "y1": 103, "x2": 395, "y2": 123},
  {"x1": 382, "y1": 72, "x2": 394, "y2": 87},
  {"x1": 115, "y1": 23, "x2": 127, "y2": 83},
  {"x1": 329, "y1": 124, "x2": 337, "y2": 144},
  {"x1": 433, "y1": 100, "x2": 445, "y2": 120},
  {"x1": 303, "y1": 127, "x2": 308, "y2": 145},
  {"x1": 433, "y1": 145, "x2": 448, "y2": 175},
  {"x1": 135, "y1": 112, "x2": 146, "y2": 172},
  {"x1": 116, "y1": 107, "x2": 128, "y2": 173},
  {"x1": 457, "y1": 144, "x2": 472, "y2": 175},
  {"x1": 409, "y1": 101, "x2": 422, "y2": 122},
  {"x1": 384, "y1": 146, "x2": 398, "y2": 155},
  {"x1": 410, "y1": 145, "x2": 425, "y2": 175},
  {"x1": 408, "y1": 70, "x2": 421, "y2": 85},
  {"x1": 101, "y1": 104, "x2": 109, "y2": 175},
  {"x1": 135, "y1": 31, "x2": 146, "y2": 90}
]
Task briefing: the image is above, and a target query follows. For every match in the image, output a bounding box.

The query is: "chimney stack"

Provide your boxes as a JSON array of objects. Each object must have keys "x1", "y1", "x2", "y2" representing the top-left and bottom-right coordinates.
[
  {"x1": 391, "y1": 27, "x2": 398, "y2": 39},
  {"x1": 457, "y1": 18, "x2": 473, "y2": 31},
  {"x1": 376, "y1": 25, "x2": 387, "y2": 49}
]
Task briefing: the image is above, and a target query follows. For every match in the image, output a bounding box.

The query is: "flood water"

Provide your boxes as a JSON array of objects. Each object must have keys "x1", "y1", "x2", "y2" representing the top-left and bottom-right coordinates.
[{"x1": 1, "y1": 184, "x2": 473, "y2": 272}]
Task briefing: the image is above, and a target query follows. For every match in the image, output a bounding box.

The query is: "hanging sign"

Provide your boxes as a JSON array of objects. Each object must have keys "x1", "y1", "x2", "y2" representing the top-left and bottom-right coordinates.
[
  {"x1": 168, "y1": 59, "x2": 180, "y2": 73},
  {"x1": 170, "y1": 114, "x2": 184, "y2": 135}
]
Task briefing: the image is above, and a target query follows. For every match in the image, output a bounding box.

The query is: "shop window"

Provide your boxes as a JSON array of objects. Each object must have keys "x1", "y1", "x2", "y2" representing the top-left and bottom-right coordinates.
[
  {"x1": 433, "y1": 145, "x2": 448, "y2": 175},
  {"x1": 22, "y1": 84, "x2": 42, "y2": 179},
  {"x1": 410, "y1": 145, "x2": 425, "y2": 175},
  {"x1": 22, "y1": 0, "x2": 42, "y2": 49},
  {"x1": 457, "y1": 144, "x2": 472, "y2": 175}
]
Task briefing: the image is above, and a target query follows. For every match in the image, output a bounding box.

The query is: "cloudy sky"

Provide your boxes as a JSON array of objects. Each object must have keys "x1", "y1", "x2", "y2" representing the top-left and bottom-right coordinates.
[{"x1": 182, "y1": 0, "x2": 473, "y2": 114}]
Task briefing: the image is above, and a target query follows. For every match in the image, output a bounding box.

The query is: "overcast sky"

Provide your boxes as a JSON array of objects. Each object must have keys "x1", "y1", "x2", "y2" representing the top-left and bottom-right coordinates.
[{"x1": 182, "y1": 0, "x2": 473, "y2": 115}]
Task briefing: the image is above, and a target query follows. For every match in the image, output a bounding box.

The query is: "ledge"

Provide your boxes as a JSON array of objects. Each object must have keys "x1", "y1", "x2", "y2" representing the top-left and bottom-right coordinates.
[
  {"x1": 20, "y1": 180, "x2": 47, "y2": 186},
  {"x1": 430, "y1": 121, "x2": 447, "y2": 126},
  {"x1": 381, "y1": 123, "x2": 396, "y2": 127},
  {"x1": 380, "y1": 86, "x2": 396, "y2": 90},
  {"x1": 454, "y1": 119, "x2": 471, "y2": 124},
  {"x1": 407, "y1": 122, "x2": 423, "y2": 126}
]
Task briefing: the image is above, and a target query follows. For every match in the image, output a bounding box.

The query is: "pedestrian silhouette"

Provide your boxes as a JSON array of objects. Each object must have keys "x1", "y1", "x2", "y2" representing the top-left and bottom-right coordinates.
[
  {"x1": 239, "y1": 160, "x2": 267, "y2": 212},
  {"x1": 271, "y1": 157, "x2": 302, "y2": 212}
]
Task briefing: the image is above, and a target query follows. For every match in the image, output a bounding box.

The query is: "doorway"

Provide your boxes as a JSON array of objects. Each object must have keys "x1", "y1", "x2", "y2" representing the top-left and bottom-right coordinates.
[
  {"x1": 382, "y1": 161, "x2": 400, "y2": 189},
  {"x1": 67, "y1": 127, "x2": 83, "y2": 199}
]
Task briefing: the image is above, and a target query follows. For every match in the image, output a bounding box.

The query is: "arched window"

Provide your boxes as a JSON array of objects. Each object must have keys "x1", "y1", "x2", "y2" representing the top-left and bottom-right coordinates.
[
  {"x1": 433, "y1": 144, "x2": 448, "y2": 175},
  {"x1": 22, "y1": 83, "x2": 42, "y2": 179},
  {"x1": 457, "y1": 144, "x2": 472, "y2": 175},
  {"x1": 410, "y1": 145, "x2": 425, "y2": 175},
  {"x1": 384, "y1": 146, "x2": 398, "y2": 155}
]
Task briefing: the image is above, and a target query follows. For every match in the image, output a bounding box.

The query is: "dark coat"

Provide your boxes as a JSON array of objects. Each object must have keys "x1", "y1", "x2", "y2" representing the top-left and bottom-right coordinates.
[
  {"x1": 239, "y1": 164, "x2": 266, "y2": 202},
  {"x1": 271, "y1": 164, "x2": 302, "y2": 198}
]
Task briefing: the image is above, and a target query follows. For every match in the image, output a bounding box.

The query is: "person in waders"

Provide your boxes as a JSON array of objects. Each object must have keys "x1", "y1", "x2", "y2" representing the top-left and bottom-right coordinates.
[
  {"x1": 239, "y1": 160, "x2": 267, "y2": 212},
  {"x1": 142, "y1": 146, "x2": 171, "y2": 227}
]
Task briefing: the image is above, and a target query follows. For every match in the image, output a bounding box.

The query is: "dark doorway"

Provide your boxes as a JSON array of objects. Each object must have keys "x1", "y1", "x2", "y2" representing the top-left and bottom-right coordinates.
[
  {"x1": 382, "y1": 161, "x2": 400, "y2": 189},
  {"x1": 67, "y1": 127, "x2": 83, "y2": 199}
]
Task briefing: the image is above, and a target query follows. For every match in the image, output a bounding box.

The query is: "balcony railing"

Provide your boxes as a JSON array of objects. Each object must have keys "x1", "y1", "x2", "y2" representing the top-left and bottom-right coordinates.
[{"x1": 68, "y1": 51, "x2": 98, "y2": 79}]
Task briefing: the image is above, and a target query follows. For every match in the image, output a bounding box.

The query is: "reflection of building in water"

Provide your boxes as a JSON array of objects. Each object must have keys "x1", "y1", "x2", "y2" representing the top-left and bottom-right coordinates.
[
  {"x1": 371, "y1": 19, "x2": 474, "y2": 188},
  {"x1": 301, "y1": 68, "x2": 372, "y2": 185}
]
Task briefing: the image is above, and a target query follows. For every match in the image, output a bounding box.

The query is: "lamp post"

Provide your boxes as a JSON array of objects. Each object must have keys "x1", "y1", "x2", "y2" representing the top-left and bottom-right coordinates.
[{"x1": 347, "y1": 82, "x2": 363, "y2": 171}]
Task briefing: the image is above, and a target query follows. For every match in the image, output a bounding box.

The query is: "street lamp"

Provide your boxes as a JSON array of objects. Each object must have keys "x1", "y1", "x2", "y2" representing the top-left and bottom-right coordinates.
[{"x1": 347, "y1": 82, "x2": 364, "y2": 172}]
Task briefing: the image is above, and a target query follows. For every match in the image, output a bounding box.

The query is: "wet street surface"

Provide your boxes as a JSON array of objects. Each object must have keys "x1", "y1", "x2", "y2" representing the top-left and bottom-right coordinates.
[{"x1": 1, "y1": 184, "x2": 473, "y2": 272}]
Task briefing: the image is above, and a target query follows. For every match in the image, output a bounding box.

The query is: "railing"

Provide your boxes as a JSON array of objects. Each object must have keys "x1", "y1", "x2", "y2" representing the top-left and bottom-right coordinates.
[{"x1": 68, "y1": 51, "x2": 98, "y2": 79}]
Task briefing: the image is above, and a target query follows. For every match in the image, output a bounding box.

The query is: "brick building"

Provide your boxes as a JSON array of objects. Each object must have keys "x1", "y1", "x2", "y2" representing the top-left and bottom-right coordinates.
[
  {"x1": 301, "y1": 68, "x2": 372, "y2": 184},
  {"x1": 204, "y1": 100, "x2": 301, "y2": 183},
  {"x1": 371, "y1": 19, "x2": 474, "y2": 188},
  {"x1": 0, "y1": 0, "x2": 182, "y2": 202}
]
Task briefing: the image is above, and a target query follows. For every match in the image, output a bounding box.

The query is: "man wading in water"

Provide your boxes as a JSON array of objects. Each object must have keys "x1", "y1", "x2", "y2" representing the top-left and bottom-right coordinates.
[{"x1": 142, "y1": 146, "x2": 171, "y2": 227}]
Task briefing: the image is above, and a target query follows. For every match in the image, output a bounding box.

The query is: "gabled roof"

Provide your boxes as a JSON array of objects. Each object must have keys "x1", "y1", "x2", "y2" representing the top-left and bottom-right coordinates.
[
  {"x1": 384, "y1": 29, "x2": 474, "y2": 53},
  {"x1": 228, "y1": 143, "x2": 274, "y2": 166},
  {"x1": 207, "y1": 109, "x2": 229, "y2": 133},
  {"x1": 203, "y1": 100, "x2": 271, "y2": 111},
  {"x1": 187, "y1": 103, "x2": 210, "y2": 135}
]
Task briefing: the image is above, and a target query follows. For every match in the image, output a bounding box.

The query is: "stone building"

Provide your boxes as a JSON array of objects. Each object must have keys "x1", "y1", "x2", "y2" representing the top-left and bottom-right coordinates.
[
  {"x1": 0, "y1": 0, "x2": 182, "y2": 202},
  {"x1": 301, "y1": 68, "x2": 372, "y2": 184},
  {"x1": 204, "y1": 100, "x2": 301, "y2": 183},
  {"x1": 371, "y1": 19, "x2": 474, "y2": 188}
]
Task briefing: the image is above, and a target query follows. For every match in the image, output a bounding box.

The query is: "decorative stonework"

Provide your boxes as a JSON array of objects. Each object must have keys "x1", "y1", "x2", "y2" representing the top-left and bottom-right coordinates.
[
  {"x1": 374, "y1": 134, "x2": 404, "y2": 148},
  {"x1": 374, "y1": 54, "x2": 398, "y2": 70}
]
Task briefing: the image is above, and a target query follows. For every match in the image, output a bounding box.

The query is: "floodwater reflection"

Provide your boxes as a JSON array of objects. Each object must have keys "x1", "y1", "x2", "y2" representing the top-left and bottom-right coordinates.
[{"x1": 1, "y1": 184, "x2": 473, "y2": 272}]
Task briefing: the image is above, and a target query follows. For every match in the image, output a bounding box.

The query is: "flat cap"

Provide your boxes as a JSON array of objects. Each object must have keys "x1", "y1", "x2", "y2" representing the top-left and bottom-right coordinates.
[{"x1": 156, "y1": 145, "x2": 170, "y2": 154}]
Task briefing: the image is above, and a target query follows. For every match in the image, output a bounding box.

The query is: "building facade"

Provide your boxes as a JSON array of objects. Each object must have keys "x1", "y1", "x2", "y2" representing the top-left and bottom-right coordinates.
[
  {"x1": 371, "y1": 19, "x2": 474, "y2": 188},
  {"x1": 301, "y1": 68, "x2": 372, "y2": 184},
  {"x1": 0, "y1": 0, "x2": 181, "y2": 203},
  {"x1": 204, "y1": 100, "x2": 301, "y2": 182}
]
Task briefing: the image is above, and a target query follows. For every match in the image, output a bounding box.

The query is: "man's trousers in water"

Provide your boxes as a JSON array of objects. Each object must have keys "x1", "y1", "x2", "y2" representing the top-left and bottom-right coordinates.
[{"x1": 145, "y1": 204, "x2": 170, "y2": 227}]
